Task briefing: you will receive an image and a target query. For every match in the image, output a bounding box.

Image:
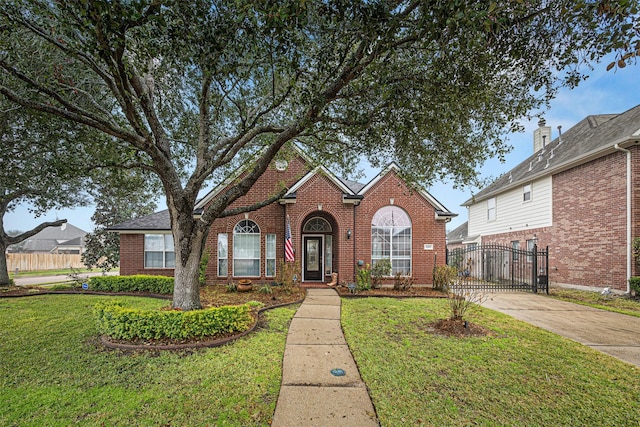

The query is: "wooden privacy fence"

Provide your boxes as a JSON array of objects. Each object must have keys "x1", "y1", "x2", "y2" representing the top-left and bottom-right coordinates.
[{"x1": 6, "y1": 253, "x2": 88, "y2": 272}]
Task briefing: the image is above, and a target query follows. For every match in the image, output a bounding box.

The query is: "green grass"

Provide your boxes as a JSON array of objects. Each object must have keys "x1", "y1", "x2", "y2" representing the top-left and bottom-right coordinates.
[
  {"x1": 0, "y1": 295, "x2": 297, "y2": 426},
  {"x1": 341, "y1": 297, "x2": 640, "y2": 426},
  {"x1": 548, "y1": 288, "x2": 640, "y2": 318}
]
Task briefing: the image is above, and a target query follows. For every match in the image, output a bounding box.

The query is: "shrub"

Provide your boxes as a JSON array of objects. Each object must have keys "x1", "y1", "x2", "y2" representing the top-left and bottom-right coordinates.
[
  {"x1": 93, "y1": 301, "x2": 255, "y2": 340},
  {"x1": 371, "y1": 259, "x2": 391, "y2": 289},
  {"x1": 629, "y1": 277, "x2": 640, "y2": 295},
  {"x1": 393, "y1": 273, "x2": 413, "y2": 291},
  {"x1": 356, "y1": 264, "x2": 371, "y2": 291},
  {"x1": 199, "y1": 250, "x2": 211, "y2": 286},
  {"x1": 433, "y1": 265, "x2": 458, "y2": 291},
  {"x1": 276, "y1": 260, "x2": 301, "y2": 293},
  {"x1": 88, "y1": 275, "x2": 174, "y2": 294}
]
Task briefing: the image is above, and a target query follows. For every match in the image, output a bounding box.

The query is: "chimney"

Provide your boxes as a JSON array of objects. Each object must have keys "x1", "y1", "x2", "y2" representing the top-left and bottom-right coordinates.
[{"x1": 533, "y1": 118, "x2": 551, "y2": 153}]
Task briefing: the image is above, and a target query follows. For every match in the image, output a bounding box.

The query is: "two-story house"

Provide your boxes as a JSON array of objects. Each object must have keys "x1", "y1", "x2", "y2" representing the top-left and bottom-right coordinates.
[{"x1": 461, "y1": 104, "x2": 640, "y2": 293}]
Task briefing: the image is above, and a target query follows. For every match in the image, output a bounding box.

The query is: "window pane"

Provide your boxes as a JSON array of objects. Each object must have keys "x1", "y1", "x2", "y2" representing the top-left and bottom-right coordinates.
[
  {"x1": 371, "y1": 207, "x2": 412, "y2": 276},
  {"x1": 218, "y1": 259, "x2": 228, "y2": 277},
  {"x1": 266, "y1": 234, "x2": 276, "y2": 258},
  {"x1": 266, "y1": 234, "x2": 276, "y2": 277},
  {"x1": 145, "y1": 252, "x2": 163, "y2": 268},
  {"x1": 234, "y1": 259, "x2": 259, "y2": 277},
  {"x1": 165, "y1": 252, "x2": 175, "y2": 268},
  {"x1": 218, "y1": 234, "x2": 228, "y2": 258},
  {"x1": 266, "y1": 259, "x2": 276, "y2": 277},
  {"x1": 144, "y1": 234, "x2": 164, "y2": 251},
  {"x1": 164, "y1": 235, "x2": 174, "y2": 251},
  {"x1": 234, "y1": 234, "x2": 260, "y2": 258}
]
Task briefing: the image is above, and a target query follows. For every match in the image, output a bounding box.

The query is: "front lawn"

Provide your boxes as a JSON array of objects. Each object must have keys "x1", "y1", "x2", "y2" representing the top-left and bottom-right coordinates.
[
  {"x1": 548, "y1": 287, "x2": 640, "y2": 318},
  {"x1": 341, "y1": 297, "x2": 640, "y2": 426},
  {"x1": 0, "y1": 295, "x2": 297, "y2": 426}
]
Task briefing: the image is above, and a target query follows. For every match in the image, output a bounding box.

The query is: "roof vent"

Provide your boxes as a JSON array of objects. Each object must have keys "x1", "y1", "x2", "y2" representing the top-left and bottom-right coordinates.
[
  {"x1": 549, "y1": 147, "x2": 555, "y2": 159},
  {"x1": 544, "y1": 158, "x2": 550, "y2": 169},
  {"x1": 557, "y1": 125, "x2": 562, "y2": 144},
  {"x1": 529, "y1": 161, "x2": 533, "y2": 171}
]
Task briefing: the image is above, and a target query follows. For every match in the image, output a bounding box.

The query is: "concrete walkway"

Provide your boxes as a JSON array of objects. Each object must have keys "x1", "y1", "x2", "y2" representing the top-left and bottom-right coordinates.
[
  {"x1": 479, "y1": 292, "x2": 640, "y2": 367},
  {"x1": 271, "y1": 288, "x2": 379, "y2": 426}
]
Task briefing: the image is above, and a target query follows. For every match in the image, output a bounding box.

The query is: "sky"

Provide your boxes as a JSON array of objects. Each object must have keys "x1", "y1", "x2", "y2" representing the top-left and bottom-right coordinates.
[{"x1": 4, "y1": 57, "x2": 639, "y2": 234}]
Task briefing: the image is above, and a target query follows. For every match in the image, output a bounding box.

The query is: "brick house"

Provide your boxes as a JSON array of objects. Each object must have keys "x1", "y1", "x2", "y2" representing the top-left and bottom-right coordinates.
[
  {"x1": 460, "y1": 104, "x2": 640, "y2": 293},
  {"x1": 110, "y1": 149, "x2": 456, "y2": 285}
]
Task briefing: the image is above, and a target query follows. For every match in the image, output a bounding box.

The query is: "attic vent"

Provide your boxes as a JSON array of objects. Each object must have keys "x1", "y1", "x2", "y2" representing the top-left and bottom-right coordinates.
[{"x1": 529, "y1": 161, "x2": 533, "y2": 171}]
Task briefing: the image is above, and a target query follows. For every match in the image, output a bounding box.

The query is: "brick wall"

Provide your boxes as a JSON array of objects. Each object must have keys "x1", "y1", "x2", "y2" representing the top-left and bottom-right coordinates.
[
  {"x1": 357, "y1": 170, "x2": 447, "y2": 285},
  {"x1": 482, "y1": 149, "x2": 634, "y2": 291},
  {"x1": 119, "y1": 156, "x2": 449, "y2": 286},
  {"x1": 119, "y1": 233, "x2": 175, "y2": 277}
]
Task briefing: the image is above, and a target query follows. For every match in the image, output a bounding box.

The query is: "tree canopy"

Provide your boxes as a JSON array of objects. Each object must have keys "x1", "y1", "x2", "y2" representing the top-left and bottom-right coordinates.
[{"x1": 1, "y1": 0, "x2": 638, "y2": 308}]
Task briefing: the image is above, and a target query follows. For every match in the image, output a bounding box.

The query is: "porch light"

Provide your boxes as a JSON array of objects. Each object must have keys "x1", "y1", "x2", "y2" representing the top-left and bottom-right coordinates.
[{"x1": 347, "y1": 229, "x2": 352, "y2": 239}]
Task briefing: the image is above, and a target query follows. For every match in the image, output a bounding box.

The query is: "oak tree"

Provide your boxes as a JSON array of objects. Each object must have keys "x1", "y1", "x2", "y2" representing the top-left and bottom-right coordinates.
[{"x1": 1, "y1": 1, "x2": 637, "y2": 308}]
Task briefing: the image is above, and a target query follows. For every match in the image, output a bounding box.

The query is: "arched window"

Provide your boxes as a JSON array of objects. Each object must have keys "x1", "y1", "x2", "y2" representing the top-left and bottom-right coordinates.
[
  {"x1": 371, "y1": 206, "x2": 411, "y2": 275},
  {"x1": 233, "y1": 220, "x2": 260, "y2": 277},
  {"x1": 303, "y1": 217, "x2": 332, "y2": 233}
]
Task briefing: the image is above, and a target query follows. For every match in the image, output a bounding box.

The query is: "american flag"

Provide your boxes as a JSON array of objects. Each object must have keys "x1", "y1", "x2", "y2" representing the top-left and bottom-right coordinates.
[{"x1": 285, "y1": 215, "x2": 294, "y2": 262}]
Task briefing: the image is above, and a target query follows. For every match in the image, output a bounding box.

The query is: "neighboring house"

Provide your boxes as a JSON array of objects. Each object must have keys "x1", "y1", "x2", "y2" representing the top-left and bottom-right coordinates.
[
  {"x1": 446, "y1": 221, "x2": 469, "y2": 251},
  {"x1": 110, "y1": 150, "x2": 456, "y2": 285},
  {"x1": 9, "y1": 223, "x2": 87, "y2": 254},
  {"x1": 462, "y1": 105, "x2": 640, "y2": 293}
]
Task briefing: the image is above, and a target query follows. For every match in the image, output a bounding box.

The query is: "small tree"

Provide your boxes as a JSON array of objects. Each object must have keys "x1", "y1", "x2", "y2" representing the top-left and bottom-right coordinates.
[
  {"x1": 433, "y1": 265, "x2": 458, "y2": 291},
  {"x1": 82, "y1": 170, "x2": 158, "y2": 272},
  {"x1": 371, "y1": 259, "x2": 391, "y2": 289},
  {"x1": 444, "y1": 279, "x2": 490, "y2": 321}
]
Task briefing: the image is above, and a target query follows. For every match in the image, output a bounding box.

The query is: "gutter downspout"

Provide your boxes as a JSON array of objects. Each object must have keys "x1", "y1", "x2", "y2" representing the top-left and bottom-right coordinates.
[{"x1": 614, "y1": 143, "x2": 632, "y2": 294}]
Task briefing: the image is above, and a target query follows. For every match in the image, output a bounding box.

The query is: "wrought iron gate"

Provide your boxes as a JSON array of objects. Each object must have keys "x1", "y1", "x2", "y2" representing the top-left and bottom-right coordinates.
[{"x1": 446, "y1": 244, "x2": 549, "y2": 293}]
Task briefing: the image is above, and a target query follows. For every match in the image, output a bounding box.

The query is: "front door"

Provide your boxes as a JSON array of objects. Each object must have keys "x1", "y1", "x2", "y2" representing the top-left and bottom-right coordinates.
[{"x1": 303, "y1": 236, "x2": 323, "y2": 282}]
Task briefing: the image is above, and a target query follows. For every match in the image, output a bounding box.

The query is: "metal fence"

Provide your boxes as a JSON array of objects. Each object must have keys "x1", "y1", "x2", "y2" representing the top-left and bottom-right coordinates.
[{"x1": 446, "y1": 244, "x2": 549, "y2": 293}]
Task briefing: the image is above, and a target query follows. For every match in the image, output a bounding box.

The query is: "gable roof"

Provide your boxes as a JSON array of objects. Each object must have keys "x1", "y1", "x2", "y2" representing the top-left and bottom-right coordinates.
[
  {"x1": 107, "y1": 210, "x2": 171, "y2": 232},
  {"x1": 446, "y1": 221, "x2": 468, "y2": 244},
  {"x1": 109, "y1": 152, "x2": 457, "y2": 232},
  {"x1": 358, "y1": 163, "x2": 457, "y2": 218},
  {"x1": 17, "y1": 223, "x2": 87, "y2": 252},
  {"x1": 464, "y1": 104, "x2": 640, "y2": 205}
]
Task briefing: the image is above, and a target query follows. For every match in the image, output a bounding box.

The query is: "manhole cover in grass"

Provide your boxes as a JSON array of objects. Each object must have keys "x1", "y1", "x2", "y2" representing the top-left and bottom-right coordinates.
[{"x1": 330, "y1": 368, "x2": 346, "y2": 376}]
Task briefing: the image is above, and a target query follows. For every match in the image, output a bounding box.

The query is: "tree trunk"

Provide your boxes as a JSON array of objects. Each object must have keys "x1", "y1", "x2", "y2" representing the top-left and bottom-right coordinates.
[
  {"x1": 171, "y1": 213, "x2": 207, "y2": 311},
  {"x1": 0, "y1": 240, "x2": 10, "y2": 286}
]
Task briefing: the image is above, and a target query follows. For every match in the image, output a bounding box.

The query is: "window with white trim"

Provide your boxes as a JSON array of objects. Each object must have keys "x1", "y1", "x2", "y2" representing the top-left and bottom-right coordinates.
[
  {"x1": 144, "y1": 234, "x2": 175, "y2": 268},
  {"x1": 371, "y1": 206, "x2": 411, "y2": 276},
  {"x1": 523, "y1": 184, "x2": 531, "y2": 202},
  {"x1": 233, "y1": 220, "x2": 260, "y2": 277},
  {"x1": 266, "y1": 234, "x2": 276, "y2": 277},
  {"x1": 487, "y1": 197, "x2": 496, "y2": 221},
  {"x1": 217, "y1": 233, "x2": 228, "y2": 276}
]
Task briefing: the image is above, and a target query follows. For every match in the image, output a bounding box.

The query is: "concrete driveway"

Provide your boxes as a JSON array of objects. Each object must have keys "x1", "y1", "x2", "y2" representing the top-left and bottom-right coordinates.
[{"x1": 479, "y1": 293, "x2": 640, "y2": 368}]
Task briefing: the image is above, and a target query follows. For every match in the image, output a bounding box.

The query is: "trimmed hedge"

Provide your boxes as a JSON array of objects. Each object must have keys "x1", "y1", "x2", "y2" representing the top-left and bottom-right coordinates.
[
  {"x1": 94, "y1": 301, "x2": 256, "y2": 340},
  {"x1": 88, "y1": 275, "x2": 174, "y2": 294}
]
